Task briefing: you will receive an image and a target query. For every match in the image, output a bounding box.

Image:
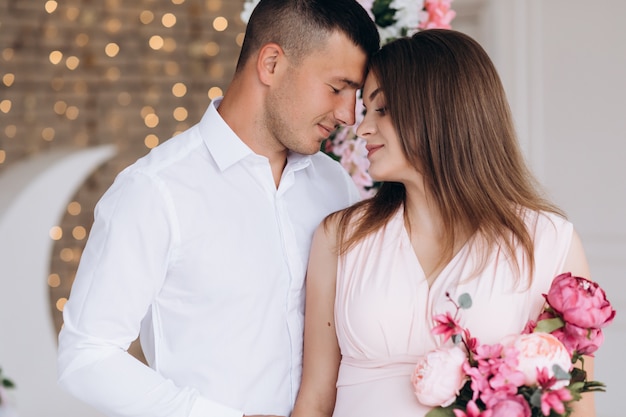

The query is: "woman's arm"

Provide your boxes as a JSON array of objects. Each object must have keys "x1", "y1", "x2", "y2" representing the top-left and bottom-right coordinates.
[
  {"x1": 291, "y1": 220, "x2": 342, "y2": 417},
  {"x1": 562, "y1": 228, "x2": 595, "y2": 417}
]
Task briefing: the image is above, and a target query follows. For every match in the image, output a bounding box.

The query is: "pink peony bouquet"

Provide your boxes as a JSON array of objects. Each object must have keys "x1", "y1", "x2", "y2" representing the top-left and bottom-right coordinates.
[{"x1": 412, "y1": 273, "x2": 616, "y2": 417}]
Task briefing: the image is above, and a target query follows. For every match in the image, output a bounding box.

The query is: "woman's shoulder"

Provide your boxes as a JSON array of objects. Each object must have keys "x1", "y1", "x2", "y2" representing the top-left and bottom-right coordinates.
[
  {"x1": 521, "y1": 209, "x2": 574, "y2": 262},
  {"x1": 523, "y1": 209, "x2": 572, "y2": 236},
  {"x1": 325, "y1": 201, "x2": 369, "y2": 228}
]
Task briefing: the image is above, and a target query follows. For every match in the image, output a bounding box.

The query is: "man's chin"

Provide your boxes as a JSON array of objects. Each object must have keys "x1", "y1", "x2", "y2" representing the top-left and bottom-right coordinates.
[{"x1": 293, "y1": 140, "x2": 324, "y2": 155}]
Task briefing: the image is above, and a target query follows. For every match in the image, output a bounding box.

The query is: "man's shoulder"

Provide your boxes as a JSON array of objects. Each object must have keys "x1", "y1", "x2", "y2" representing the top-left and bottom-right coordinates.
[
  {"x1": 305, "y1": 152, "x2": 361, "y2": 204},
  {"x1": 308, "y1": 151, "x2": 346, "y2": 172},
  {"x1": 128, "y1": 127, "x2": 204, "y2": 174}
]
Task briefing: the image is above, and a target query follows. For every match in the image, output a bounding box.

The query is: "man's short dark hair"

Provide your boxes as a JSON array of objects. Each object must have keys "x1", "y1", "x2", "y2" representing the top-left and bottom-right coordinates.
[{"x1": 236, "y1": 0, "x2": 380, "y2": 72}]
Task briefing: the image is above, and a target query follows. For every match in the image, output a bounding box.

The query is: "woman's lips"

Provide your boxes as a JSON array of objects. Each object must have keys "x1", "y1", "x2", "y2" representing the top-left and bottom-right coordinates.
[{"x1": 365, "y1": 144, "x2": 383, "y2": 157}]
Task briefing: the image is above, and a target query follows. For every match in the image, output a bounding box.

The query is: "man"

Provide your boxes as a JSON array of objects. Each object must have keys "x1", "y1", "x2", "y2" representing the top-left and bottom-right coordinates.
[{"x1": 56, "y1": 1, "x2": 380, "y2": 416}]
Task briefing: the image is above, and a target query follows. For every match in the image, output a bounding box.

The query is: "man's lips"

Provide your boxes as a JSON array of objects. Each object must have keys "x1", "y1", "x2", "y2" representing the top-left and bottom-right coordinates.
[
  {"x1": 318, "y1": 124, "x2": 334, "y2": 139},
  {"x1": 365, "y1": 144, "x2": 383, "y2": 157}
]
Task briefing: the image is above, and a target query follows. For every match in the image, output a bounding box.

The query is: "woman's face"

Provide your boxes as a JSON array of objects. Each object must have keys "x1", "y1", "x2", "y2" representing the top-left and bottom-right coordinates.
[{"x1": 356, "y1": 72, "x2": 414, "y2": 183}]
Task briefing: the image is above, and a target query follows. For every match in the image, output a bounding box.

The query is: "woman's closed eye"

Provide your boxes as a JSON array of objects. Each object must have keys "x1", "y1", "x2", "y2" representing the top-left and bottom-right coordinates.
[{"x1": 362, "y1": 105, "x2": 387, "y2": 116}]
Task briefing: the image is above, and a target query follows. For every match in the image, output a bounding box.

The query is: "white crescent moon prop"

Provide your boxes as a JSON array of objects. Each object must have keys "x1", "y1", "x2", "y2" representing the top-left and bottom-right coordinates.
[{"x1": 0, "y1": 146, "x2": 116, "y2": 416}]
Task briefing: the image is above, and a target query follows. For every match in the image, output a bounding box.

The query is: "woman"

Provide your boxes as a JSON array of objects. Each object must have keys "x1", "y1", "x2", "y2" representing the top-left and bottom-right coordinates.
[{"x1": 291, "y1": 30, "x2": 595, "y2": 417}]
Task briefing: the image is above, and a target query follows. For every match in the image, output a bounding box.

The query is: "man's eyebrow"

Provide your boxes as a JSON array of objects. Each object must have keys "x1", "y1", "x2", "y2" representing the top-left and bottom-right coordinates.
[{"x1": 338, "y1": 78, "x2": 362, "y2": 89}]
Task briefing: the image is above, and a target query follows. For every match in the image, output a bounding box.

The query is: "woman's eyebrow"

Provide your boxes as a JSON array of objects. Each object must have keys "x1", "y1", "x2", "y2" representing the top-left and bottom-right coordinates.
[{"x1": 368, "y1": 87, "x2": 382, "y2": 101}]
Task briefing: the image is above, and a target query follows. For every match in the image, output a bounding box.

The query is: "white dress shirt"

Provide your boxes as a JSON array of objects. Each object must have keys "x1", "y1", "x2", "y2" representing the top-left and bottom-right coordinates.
[{"x1": 57, "y1": 98, "x2": 360, "y2": 417}]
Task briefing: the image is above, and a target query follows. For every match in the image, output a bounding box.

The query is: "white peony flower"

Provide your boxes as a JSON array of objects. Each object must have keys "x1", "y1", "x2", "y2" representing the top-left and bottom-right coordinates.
[{"x1": 412, "y1": 345, "x2": 468, "y2": 407}]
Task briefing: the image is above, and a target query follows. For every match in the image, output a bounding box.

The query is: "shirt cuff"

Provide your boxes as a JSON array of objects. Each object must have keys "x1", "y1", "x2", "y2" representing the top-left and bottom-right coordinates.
[{"x1": 189, "y1": 396, "x2": 244, "y2": 417}]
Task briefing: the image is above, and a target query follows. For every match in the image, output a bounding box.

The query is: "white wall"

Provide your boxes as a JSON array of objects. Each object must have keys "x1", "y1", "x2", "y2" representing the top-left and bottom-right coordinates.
[
  {"x1": 540, "y1": 3, "x2": 626, "y2": 416},
  {"x1": 0, "y1": 147, "x2": 114, "y2": 417},
  {"x1": 474, "y1": 1, "x2": 626, "y2": 415}
]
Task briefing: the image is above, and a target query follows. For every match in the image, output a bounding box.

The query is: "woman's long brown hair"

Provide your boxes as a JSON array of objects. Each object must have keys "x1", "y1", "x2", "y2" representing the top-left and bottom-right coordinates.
[{"x1": 331, "y1": 29, "x2": 564, "y2": 284}]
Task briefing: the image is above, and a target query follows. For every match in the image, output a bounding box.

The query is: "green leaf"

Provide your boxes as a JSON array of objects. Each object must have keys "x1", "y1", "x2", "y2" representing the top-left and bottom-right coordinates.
[
  {"x1": 425, "y1": 406, "x2": 457, "y2": 417},
  {"x1": 529, "y1": 388, "x2": 543, "y2": 408},
  {"x1": 533, "y1": 317, "x2": 565, "y2": 333},
  {"x1": 371, "y1": 0, "x2": 397, "y2": 28},
  {"x1": 583, "y1": 380, "x2": 607, "y2": 392},
  {"x1": 458, "y1": 293, "x2": 472, "y2": 309},
  {"x1": 2, "y1": 378, "x2": 15, "y2": 388},
  {"x1": 552, "y1": 364, "x2": 571, "y2": 381}
]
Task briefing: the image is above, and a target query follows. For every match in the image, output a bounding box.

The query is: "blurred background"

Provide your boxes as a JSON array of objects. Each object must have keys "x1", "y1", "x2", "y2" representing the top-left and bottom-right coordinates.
[{"x1": 0, "y1": 0, "x2": 624, "y2": 415}]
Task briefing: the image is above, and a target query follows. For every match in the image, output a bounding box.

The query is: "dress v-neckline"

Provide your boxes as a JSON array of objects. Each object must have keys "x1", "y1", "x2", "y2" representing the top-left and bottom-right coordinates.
[{"x1": 398, "y1": 210, "x2": 470, "y2": 290}]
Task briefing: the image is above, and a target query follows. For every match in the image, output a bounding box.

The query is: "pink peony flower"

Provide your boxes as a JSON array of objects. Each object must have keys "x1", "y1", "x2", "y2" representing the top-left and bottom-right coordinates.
[
  {"x1": 552, "y1": 322, "x2": 604, "y2": 356},
  {"x1": 545, "y1": 272, "x2": 616, "y2": 329},
  {"x1": 412, "y1": 345, "x2": 468, "y2": 407},
  {"x1": 490, "y1": 395, "x2": 531, "y2": 417},
  {"x1": 505, "y1": 333, "x2": 571, "y2": 388}
]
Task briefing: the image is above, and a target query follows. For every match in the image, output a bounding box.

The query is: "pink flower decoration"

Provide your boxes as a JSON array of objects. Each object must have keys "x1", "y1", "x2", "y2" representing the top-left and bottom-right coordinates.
[
  {"x1": 540, "y1": 387, "x2": 573, "y2": 416},
  {"x1": 536, "y1": 366, "x2": 558, "y2": 390},
  {"x1": 488, "y1": 362, "x2": 525, "y2": 393},
  {"x1": 432, "y1": 311, "x2": 463, "y2": 343},
  {"x1": 419, "y1": 0, "x2": 457, "y2": 30},
  {"x1": 545, "y1": 272, "x2": 616, "y2": 329},
  {"x1": 490, "y1": 395, "x2": 531, "y2": 417},
  {"x1": 464, "y1": 362, "x2": 490, "y2": 401},
  {"x1": 453, "y1": 400, "x2": 493, "y2": 417},
  {"x1": 463, "y1": 328, "x2": 479, "y2": 352},
  {"x1": 474, "y1": 343, "x2": 504, "y2": 376}
]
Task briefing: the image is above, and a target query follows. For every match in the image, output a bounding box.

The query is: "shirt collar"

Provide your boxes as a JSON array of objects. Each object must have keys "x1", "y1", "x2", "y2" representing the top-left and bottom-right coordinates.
[
  {"x1": 199, "y1": 97, "x2": 253, "y2": 172},
  {"x1": 199, "y1": 97, "x2": 313, "y2": 172}
]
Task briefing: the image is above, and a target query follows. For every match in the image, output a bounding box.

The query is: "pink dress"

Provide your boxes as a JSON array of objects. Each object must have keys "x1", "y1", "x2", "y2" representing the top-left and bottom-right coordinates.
[{"x1": 332, "y1": 208, "x2": 573, "y2": 417}]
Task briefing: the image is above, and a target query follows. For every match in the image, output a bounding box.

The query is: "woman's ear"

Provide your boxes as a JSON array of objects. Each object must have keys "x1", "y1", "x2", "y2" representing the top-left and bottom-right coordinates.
[{"x1": 256, "y1": 43, "x2": 284, "y2": 86}]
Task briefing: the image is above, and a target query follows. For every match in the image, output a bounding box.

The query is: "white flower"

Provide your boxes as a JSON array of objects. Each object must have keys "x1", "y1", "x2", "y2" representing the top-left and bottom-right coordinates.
[
  {"x1": 392, "y1": 0, "x2": 424, "y2": 36},
  {"x1": 412, "y1": 345, "x2": 468, "y2": 407},
  {"x1": 505, "y1": 333, "x2": 572, "y2": 389},
  {"x1": 240, "y1": 0, "x2": 260, "y2": 25}
]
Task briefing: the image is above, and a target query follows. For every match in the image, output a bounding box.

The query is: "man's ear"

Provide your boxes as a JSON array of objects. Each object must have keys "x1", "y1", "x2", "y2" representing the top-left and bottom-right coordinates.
[{"x1": 257, "y1": 43, "x2": 284, "y2": 86}]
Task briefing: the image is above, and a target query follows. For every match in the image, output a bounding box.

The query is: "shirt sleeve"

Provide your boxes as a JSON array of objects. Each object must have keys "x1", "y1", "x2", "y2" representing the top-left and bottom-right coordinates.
[{"x1": 57, "y1": 169, "x2": 243, "y2": 417}]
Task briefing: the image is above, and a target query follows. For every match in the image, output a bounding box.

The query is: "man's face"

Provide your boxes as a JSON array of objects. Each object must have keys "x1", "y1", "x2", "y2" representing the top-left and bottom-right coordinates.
[{"x1": 264, "y1": 31, "x2": 368, "y2": 155}]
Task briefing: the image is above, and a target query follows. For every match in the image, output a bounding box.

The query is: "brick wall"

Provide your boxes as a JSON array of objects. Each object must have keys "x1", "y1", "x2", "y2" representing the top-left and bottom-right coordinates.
[{"x1": 0, "y1": 0, "x2": 247, "y2": 361}]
